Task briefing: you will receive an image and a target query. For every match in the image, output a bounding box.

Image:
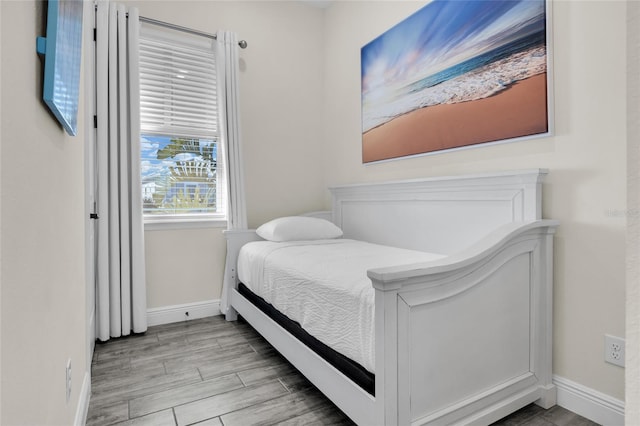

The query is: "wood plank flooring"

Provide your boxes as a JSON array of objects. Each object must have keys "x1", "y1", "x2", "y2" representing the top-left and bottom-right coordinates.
[{"x1": 87, "y1": 316, "x2": 599, "y2": 426}]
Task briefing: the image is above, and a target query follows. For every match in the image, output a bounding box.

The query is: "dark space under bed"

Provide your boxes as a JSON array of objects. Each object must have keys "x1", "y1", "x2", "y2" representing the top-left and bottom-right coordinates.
[{"x1": 237, "y1": 282, "x2": 375, "y2": 395}]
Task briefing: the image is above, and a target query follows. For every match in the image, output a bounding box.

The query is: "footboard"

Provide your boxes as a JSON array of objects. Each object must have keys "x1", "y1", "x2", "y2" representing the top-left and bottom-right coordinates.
[{"x1": 370, "y1": 220, "x2": 558, "y2": 425}]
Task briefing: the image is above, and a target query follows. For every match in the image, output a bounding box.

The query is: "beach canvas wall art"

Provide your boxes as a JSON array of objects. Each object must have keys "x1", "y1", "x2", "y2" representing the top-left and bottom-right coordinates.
[{"x1": 361, "y1": 0, "x2": 550, "y2": 163}]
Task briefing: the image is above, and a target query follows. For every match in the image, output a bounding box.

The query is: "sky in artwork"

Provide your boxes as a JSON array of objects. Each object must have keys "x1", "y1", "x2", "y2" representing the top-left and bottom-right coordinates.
[{"x1": 361, "y1": 0, "x2": 546, "y2": 97}]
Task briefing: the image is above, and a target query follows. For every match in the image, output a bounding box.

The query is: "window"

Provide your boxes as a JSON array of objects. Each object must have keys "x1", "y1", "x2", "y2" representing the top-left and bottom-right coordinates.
[{"x1": 139, "y1": 22, "x2": 224, "y2": 222}]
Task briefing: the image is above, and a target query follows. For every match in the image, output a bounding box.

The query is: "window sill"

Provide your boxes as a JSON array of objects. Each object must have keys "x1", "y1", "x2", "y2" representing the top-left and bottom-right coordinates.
[{"x1": 144, "y1": 216, "x2": 227, "y2": 231}]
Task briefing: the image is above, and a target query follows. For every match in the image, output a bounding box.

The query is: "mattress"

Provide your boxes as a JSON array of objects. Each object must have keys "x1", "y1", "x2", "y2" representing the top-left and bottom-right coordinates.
[
  {"x1": 237, "y1": 239, "x2": 445, "y2": 373},
  {"x1": 237, "y1": 282, "x2": 376, "y2": 394}
]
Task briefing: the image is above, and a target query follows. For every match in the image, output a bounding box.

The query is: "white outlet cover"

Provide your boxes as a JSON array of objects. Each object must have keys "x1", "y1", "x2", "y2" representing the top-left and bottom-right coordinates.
[{"x1": 605, "y1": 334, "x2": 625, "y2": 367}]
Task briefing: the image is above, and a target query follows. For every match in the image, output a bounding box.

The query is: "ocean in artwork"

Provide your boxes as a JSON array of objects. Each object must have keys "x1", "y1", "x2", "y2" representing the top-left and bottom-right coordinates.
[{"x1": 361, "y1": 0, "x2": 547, "y2": 134}]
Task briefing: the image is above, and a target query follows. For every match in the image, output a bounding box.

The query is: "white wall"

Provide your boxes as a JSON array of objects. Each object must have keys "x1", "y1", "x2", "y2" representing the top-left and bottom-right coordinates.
[
  {"x1": 124, "y1": 0, "x2": 327, "y2": 308},
  {"x1": 0, "y1": 0, "x2": 3, "y2": 420},
  {"x1": 144, "y1": 227, "x2": 227, "y2": 307},
  {"x1": 0, "y1": 1, "x2": 87, "y2": 424},
  {"x1": 627, "y1": 0, "x2": 640, "y2": 422},
  {"x1": 322, "y1": 0, "x2": 626, "y2": 403}
]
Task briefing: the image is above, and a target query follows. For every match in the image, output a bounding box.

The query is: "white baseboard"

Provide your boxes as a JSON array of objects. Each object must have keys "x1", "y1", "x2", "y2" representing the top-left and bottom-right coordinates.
[
  {"x1": 553, "y1": 375, "x2": 625, "y2": 425},
  {"x1": 88, "y1": 307, "x2": 95, "y2": 368},
  {"x1": 74, "y1": 371, "x2": 91, "y2": 426},
  {"x1": 147, "y1": 299, "x2": 221, "y2": 327}
]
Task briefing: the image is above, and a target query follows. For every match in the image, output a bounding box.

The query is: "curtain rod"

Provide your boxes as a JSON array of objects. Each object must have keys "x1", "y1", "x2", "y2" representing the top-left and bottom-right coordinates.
[
  {"x1": 95, "y1": 4, "x2": 247, "y2": 48},
  {"x1": 139, "y1": 16, "x2": 248, "y2": 49}
]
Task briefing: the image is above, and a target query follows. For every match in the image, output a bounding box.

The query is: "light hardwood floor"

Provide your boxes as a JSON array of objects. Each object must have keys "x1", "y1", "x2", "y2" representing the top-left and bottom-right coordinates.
[{"x1": 87, "y1": 316, "x2": 599, "y2": 426}]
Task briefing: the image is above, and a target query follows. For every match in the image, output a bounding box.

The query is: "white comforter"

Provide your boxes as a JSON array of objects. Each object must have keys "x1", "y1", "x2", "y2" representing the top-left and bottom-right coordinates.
[{"x1": 237, "y1": 239, "x2": 445, "y2": 373}]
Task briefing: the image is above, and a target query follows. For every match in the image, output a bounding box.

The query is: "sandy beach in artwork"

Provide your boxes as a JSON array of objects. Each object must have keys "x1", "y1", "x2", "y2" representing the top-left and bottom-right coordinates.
[{"x1": 362, "y1": 73, "x2": 548, "y2": 163}]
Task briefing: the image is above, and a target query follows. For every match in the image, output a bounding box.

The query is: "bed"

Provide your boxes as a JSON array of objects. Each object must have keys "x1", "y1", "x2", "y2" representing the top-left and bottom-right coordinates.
[{"x1": 222, "y1": 169, "x2": 559, "y2": 425}]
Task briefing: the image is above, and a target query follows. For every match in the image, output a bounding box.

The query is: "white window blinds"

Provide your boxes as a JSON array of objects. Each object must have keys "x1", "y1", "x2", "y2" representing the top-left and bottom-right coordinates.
[{"x1": 139, "y1": 24, "x2": 218, "y2": 139}]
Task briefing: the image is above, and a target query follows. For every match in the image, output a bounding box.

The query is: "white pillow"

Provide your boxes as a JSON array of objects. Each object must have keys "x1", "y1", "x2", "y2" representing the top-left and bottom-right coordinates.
[{"x1": 256, "y1": 216, "x2": 343, "y2": 242}]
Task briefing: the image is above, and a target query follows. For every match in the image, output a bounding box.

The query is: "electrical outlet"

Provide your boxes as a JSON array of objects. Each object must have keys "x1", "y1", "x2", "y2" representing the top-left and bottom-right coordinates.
[
  {"x1": 65, "y1": 359, "x2": 72, "y2": 402},
  {"x1": 604, "y1": 335, "x2": 625, "y2": 367}
]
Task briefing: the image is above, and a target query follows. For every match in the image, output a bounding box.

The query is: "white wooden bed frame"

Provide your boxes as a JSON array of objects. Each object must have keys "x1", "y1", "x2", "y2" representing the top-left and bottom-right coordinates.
[{"x1": 223, "y1": 169, "x2": 558, "y2": 425}]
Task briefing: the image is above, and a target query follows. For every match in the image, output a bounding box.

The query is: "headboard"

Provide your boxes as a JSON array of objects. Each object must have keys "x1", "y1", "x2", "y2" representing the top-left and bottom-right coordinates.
[{"x1": 329, "y1": 169, "x2": 547, "y2": 255}]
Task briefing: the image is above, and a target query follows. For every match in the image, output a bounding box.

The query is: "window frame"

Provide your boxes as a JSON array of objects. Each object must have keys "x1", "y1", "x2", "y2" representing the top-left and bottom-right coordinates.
[{"x1": 138, "y1": 22, "x2": 226, "y2": 228}]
